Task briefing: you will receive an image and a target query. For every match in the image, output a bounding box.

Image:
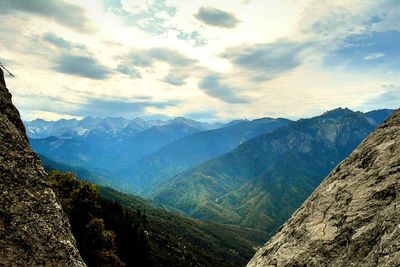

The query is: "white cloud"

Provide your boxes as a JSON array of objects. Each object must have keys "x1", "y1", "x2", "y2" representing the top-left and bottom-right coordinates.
[
  {"x1": 364, "y1": 52, "x2": 385, "y2": 61},
  {"x1": 1, "y1": 0, "x2": 399, "y2": 122},
  {"x1": 120, "y1": 0, "x2": 156, "y2": 14}
]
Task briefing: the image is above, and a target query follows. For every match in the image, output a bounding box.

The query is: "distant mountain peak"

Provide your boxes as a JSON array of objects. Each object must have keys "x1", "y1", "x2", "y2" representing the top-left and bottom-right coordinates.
[
  {"x1": 322, "y1": 107, "x2": 355, "y2": 118},
  {"x1": 24, "y1": 116, "x2": 224, "y2": 139},
  {"x1": 154, "y1": 108, "x2": 393, "y2": 236},
  {"x1": 223, "y1": 119, "x2": 249, "y2": 128},
  {"x1": 31, "y1": 118, "x2": 46, "y2": 122},
  {"x1": 170, "y1": 116, "x2": 196, "y2": 124}
]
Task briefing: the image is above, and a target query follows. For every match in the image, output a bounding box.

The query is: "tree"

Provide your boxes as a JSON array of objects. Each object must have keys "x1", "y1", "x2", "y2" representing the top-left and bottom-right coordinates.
[{"x1": 84, "y1": 218, "x2": 124, "y2": 266}]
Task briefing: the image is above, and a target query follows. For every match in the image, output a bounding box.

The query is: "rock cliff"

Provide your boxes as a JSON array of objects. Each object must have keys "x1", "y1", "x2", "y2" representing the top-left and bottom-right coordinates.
[
  {"x1": 0, "y1": 68, "x2": 86, "y2": 266},
  {"x1": 248, "y1": 109, "x2": 400, "y2": 267}
]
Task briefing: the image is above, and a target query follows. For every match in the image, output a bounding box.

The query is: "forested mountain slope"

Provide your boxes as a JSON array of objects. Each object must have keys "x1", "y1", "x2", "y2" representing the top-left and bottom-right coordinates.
[
  {"x1": 47, "y1": 170, "x2": 267, "y2": 267},
  {"x1": 123, "y1": 117, "x2": 291, "y2": 195},
  {"x1": 248, "y1": 109, "x2": 400, "y2": 267},
  {"x1": 155, "y1": 108, "x2": 393, "y2": 234}
]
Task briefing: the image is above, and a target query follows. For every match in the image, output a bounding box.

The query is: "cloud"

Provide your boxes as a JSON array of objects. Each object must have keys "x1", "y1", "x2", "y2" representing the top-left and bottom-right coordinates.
[
  {"x1": 325, "y1": 30, "x2": 400, "y2": 70},
  {"x1": 13, "y1": 92, "x2": 78, "y2": 116},
  {"x1": 364, "y1": 52, "x2": 385, "y2": 61},
  {"x1": 195, "y1": 7, "x2": 240, "y2": 28},
  {"x1": 0, "y1": 0, "x2": 93, "y2": 32},
  {"x1": 116, "y1": 65, "x2": 142, "y2": 79},
  {"x1": 223, "y1": 40, "x2": 310, "y2": 80},
  {"x1": 76, "y1": 97, "x2": 179, "y2": 118},
  {"x1": 15, "y1": 92, "x2": 179, "y2": 119},
  {"x1": 184, "y1": 110, "x2": 219, "y2": 121},
  {"x1": 120, "y1": 0, "x2": 156, "y2": 15},
  {"x1": 5, "y1": 0, "x2": 400, "y2": 122},
  {"x1": 119, "y1": 0, "x2": 176, "y2": 16},
  {"x1": 123, "y1": 47, "x2": 197, "y2": 67},
  {"x1": 42, "y1": 33, "x2": 72, "y2": 50},
  {"x1": 198, "y1": 74, "x2": 251, "y2": 104},
  {"x1": 301, "y1": 5, "x2": 354, "y2": 40},
  {"x1": 363, "y1": 84, "x2": 400, "y2": 110},
  {"x1": 42, "y1": 33, "x2": 87, "y2": 51},
  {"x1": 176, "y1": 30, "x2": 207, "y2": 47},
  {"x1": 103, "y1": 1, "x2": 208, "y2": 46},
  {"x1": 54, "y1": 55, "x2": 112, "y2": 80},
  {"x1": 150, "y1": 48, "x2": 197, "y2": 65},
  {"x1": 106, "y1": 0, "x2": 208, "y2": 46},
  {"x1": 39, "y1": 33, "x2": 111, "y2": 80},
  {"x1": 162, "y1": 71, "x2": 188, "y2": 86}
]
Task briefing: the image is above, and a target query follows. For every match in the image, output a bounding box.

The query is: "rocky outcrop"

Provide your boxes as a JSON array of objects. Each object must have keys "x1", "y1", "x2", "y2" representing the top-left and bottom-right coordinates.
[
  {"x1": 248, "y1": 109, "x2": 400, "y2": 267},
  {"x1": 0, "y1": 68, "x2": 86, "y2": 266}
]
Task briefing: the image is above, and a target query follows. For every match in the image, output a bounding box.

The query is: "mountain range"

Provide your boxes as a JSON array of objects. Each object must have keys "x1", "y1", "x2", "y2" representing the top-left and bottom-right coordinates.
[
  {"x1": 118, "y1": 117, "x2": 292, "y2": 195},
  {"x1": 8, "y1": 71, "x2": 397, "y2": 266},
  {"x1": 25, "y1": 108, "x2": 395, "y2": 236},
  {"x1": 154, "y1": 108, "x2": 394, "y2": 234},
  {"x1": 25, "y1": 116, "x2": 222, "y2": 139},
  {"x1": 27, "y1": 116, "x2": 292, "y2": 193},
  {"x1": 2, "y1": 69, "x2": 267, "y2": 266},
  {"x1": 29, "y1": 116, "x2": 223, "y2": 189}
]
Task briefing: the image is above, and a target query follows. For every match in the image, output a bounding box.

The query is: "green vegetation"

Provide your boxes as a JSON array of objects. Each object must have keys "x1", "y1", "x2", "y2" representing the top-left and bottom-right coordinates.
[
  {"x1": 155, "y1": 109, "x2": 382, "y2": 234},
  {"x1": 41, "y1": 154, "x2": 135, "y2": 194},
  {"x1": 122, "y1": 117, "x2": 291, "y2": 196},
  {"x1": 31, "y1": 119, "x2": 210, "y2": 193},
  {"x1": 48, "y1": 170, "x2": 267, "y2": 267},
  {"x1": 41, "y1": 155, "x2": 109, "y2": 185},
  {"x1": 49, "y1": 171, "x2": 150, "y2": 266},
  {"x1": 38, "y1": 109, "x2": 394, "y2": 265},
  {"x1": 30, "y1": 117, "x2": 290, "y2": 197}
]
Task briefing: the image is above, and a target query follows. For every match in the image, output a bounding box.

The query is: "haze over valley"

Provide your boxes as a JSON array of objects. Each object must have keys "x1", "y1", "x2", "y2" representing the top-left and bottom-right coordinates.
[{"x1": 1, "y1": 0, "x2": 399, "y2": 266}]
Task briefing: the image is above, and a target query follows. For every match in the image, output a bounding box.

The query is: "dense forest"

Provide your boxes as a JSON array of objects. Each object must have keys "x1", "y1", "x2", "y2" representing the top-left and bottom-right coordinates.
[
  {"x1": 49, "y1": 171, "x2": 150, "y2": 266},
  {"x1": 48, "y1": 170, "x2": 265, "y2": 267}
]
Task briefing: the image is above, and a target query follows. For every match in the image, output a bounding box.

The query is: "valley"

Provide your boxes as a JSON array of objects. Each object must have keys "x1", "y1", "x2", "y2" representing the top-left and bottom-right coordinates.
[
  {"x1": 2, "y1": 1, "x2": 400, "y2": 266},
  {"x1": 26, "y1": 108, "x2": 394, "y2": 237}
]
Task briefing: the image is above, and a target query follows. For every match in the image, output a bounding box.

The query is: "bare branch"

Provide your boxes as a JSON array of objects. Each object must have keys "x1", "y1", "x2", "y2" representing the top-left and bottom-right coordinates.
[{"x1": 0, "y1": 62, "x2": 15, "y2": 77}]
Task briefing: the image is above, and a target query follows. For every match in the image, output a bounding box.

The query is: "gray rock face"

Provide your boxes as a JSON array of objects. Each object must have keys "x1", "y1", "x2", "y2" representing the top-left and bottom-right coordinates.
[
  {"x1": 0, "y1": 69, "x2": 86, "y2": 266},
  {"x1": 248, "y1": 109, "x2": 400, "y2": 267}
]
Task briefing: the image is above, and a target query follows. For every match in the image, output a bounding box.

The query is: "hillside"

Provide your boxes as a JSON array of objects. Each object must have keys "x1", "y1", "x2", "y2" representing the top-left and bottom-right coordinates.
[
  {"x1": 122, "y1": 117, "x2": 291, "y2": 195},
  {"x1": 155, "y1": 108, "x2": 393, "y2": 234},
  {"x1": 47, "y1": 169, "x2": 267, "y2": 267},
  {"x1": 100, "y1": 187, "x2": 267, "y2": 267},
  {"x1": 40, "y1": 153, "x2": 267, "y2": 266},
  {"x1": 29, "y1": 116, "x2": 290, "y2": 195},
  {"x1": 248, "y1": 109, "x2": 400, "y2": 266},
  {"x1": 30, "y1": 117, "x2": 216, "y2": 192},
  {"x1": 39, "y1": 154, "x2": 119, "y2": 187},
  {"x1": 0, "y1": 69, "x2": 85, "y2": 265}
]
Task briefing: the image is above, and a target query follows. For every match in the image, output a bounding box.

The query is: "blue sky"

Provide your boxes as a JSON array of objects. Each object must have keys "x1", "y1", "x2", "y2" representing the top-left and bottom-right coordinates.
[{"x1": 0, "y1": 0, "x2": 399, "y2": 121}]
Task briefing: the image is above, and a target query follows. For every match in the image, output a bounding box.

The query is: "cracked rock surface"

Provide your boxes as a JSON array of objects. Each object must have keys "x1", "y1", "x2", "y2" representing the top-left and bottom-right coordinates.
[
  {"x1": 248, "y1": 109, "x2": 400, "y2": 267},
  {"x1": 0, "y1": 69, "x2": 86, "y2": 266}
]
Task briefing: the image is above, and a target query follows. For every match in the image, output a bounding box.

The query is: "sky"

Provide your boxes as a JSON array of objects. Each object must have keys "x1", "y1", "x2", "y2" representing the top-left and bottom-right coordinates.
[{"x1": 0, "y1": 0, "x2": 399, "y2": 122}]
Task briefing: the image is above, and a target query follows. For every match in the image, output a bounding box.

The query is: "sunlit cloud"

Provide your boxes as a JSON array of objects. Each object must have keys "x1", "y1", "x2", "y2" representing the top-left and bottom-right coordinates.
[
  {"x1": 194, "y1": 7, "x2": 240, "y2": 28},
  {"x1": 222, "y1": 40, "x2": 313, "y2": 81},
  {"x1": 198, "y1": 74, "x2": 252, "y2": 104},
  {"x1": 361, "y1": 84, "x2": 400, "y2": 110},
  {"x1": 0, "y1": 0, "x2": 399, "y2": 122},
  {"x1": 54, "y1": 54, "x2": 112, "y2": 80},
  {"x1": 0, "y1": 0, "x2": 94, "y2": 32}
]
